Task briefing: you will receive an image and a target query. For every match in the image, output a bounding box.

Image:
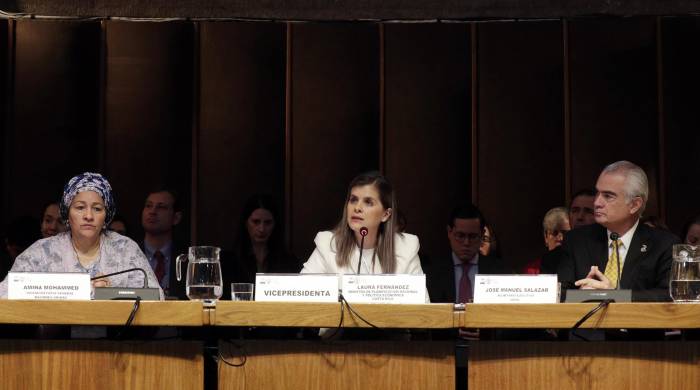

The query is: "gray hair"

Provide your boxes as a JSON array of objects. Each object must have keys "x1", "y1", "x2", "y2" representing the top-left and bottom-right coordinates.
[
  {"x1": 543, "y1": 207, "x2": 569, "y2": 232},
  {"x1": 601, "y1": 160, "x2": 648, "y2": 214}
]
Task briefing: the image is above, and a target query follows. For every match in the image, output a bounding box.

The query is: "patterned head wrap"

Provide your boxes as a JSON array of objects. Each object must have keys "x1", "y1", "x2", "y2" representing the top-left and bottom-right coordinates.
[{"x1": 60, "y1": 172, "x2": 116, "y2": 226}]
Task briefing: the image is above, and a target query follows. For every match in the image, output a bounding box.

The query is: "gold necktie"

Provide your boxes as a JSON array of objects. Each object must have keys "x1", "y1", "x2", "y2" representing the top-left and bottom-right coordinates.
[{"x1": 604, "y1": 239, "x2": 622, "y2": 288}]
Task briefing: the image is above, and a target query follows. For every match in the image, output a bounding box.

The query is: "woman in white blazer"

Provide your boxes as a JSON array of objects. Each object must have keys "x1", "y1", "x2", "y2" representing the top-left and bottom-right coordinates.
[{"x1": 301, "y1": 171, "x2": 424, "y2": 276}]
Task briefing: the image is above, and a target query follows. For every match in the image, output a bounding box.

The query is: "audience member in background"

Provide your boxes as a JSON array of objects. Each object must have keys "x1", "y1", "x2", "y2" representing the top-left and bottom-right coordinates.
[
  {"x1": 524, "y1": 207, "x2": 571, "y2": 274},
  {"x1": 5, "y1": 216, "x2": 41, "y2": 262},
  {"x1": 427, "y1": 203, "x2": 511, "y2": 304},
  {"x1": 479, "y1": 224, "x2": 501, "y2": 259},
  {"x1": 223, "y1": 194, "x2": 299, "y2": 300},
  {"x1": 569, "y1": 189, "x2": 595, "y2": 229},
  {"x1": 681, "y1": 214, "x2": 700, "y2": 246},
  {"x1": 40, "y1": 202, "x2": 66, "y2": 238},
  {"x1": 557, "y1": 161, "x2": 679, "y2": 301},
  {"x1": 2, "y1": 216, "x2": 41, "y2": 279},
  {"x1": 426, "y1": 204, "x2": 511, "y2": 343},
  {"x1": 0, "y1": 173, "x2": 162, "y2": 299},
  {"x1": 108, "y1": 214, "x2": 129, "y2": 236},
  {"x1": 140, "y1": 188, "x2": 186, "y2": 299},
  {"x1": 301, "y1": 171, "x2": 424, "y2": 277},
  {"x1": 641, "y1": 215, "x2": 669, "y2": 231}
]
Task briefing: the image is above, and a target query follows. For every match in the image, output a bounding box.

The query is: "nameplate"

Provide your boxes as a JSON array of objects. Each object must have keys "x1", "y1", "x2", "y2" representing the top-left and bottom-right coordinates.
[
  {"x1": 474, "y1": 274, "x2": 558, "y2": 303},
  {"x1": 8, "y1": 272, "x2": 91, "y2": 300},
  {"x1": 255, "y1": 274, "x2": 339, "y2": 302},
  {"x1": 341, "y1": 274, "x2": 427, "y2": 304}
]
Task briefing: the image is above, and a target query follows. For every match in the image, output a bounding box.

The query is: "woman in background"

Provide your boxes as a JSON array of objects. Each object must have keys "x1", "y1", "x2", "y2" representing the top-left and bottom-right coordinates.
[
  {"x1": 40, "y1": 202, "x2": 66, "y2": 238},
  {"x1": 223, "y1": 194, "x2": 299, "y2": 299},
  {"x1": 523, "y1": 207, "x2": 570, "y2": 274}
]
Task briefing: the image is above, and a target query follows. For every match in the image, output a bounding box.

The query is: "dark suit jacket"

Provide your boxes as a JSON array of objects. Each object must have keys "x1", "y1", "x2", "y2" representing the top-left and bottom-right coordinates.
[
  {"x1": 139, "y1": 240, "x2": 188, "y2": 300},
  {"x1": 427, "y1": 253, "x2": 513, "y2": 304},
  {"x1": 557, "y1": 222, "x2": 679, "y2": 302}
]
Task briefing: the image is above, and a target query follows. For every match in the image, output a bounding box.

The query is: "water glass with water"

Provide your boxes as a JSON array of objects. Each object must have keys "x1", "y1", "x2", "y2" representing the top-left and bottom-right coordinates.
[{"x1": 231, "y1": 283, "x2": 254, "y2": 301}]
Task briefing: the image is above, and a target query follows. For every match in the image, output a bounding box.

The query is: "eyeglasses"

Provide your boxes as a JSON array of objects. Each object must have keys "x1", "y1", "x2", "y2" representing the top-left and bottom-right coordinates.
[
  {"x1": 545, "y1": 230, "x2": 567, "y2": 237},
  {"x1": 453, "y1": 232, "x2": 482, "y2": 243}
]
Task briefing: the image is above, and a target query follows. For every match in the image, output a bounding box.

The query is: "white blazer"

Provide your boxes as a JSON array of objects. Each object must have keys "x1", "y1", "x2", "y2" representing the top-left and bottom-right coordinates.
[{"x1": 300, "y1": 231, "x2": 424, "y2": 275}]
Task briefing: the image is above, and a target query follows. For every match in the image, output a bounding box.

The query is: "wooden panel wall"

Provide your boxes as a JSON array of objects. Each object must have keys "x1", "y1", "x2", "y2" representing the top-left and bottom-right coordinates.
[
  {"x1": 103, "y1": 21, "x2": 193, "y2": 240},
  {"x1": 568, "y1": 18, "x2": 660, "y2": 216},
  {"x1": 2, "y1": 16, "x2": 699, "y2": 268},
  {"x1": 289, "y1": 23, "x2": 379, "y2": 258},
  {"x1": 197, "y1": 21, "x2": 285, "y2": 247},
  {"x1": 477, "y1": 21, "x2": 564, "y2": 266},
  {"x1": 0, "y1": 20, "x2": 8, "y2": 222},
  {"x1": 8, "y1": 20, "x2": 100, "y2": 217},
  {"x1": 384, "y1": 23, "x2": 471, "y2": 265},
  {"x1": 661, "y1": 17, "x2": 700, "y2": 233}
]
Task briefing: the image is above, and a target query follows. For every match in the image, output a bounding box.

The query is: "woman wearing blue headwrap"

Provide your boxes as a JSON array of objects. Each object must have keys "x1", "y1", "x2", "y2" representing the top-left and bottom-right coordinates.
[{"x1": 0, "y1": 172, "x2": 163, "y2": 299}]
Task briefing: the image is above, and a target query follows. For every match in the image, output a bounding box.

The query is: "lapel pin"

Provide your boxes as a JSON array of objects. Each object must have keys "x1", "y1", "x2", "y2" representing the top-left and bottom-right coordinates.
[{"x1": 641, "y1": 244, "x2": 647, "y2": 253}]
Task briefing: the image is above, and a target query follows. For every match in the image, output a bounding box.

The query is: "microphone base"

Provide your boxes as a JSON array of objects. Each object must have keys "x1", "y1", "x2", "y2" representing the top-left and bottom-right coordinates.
[
  {"x1": 94, "y1": 287, "x2": 160, "y2": 301},
  {"x1": 564, "y1": 289, "x2": 632, "y2": 303}
]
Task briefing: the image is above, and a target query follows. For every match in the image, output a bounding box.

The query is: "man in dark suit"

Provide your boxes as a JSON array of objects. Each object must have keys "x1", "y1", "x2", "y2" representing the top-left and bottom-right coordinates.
[
  {"x1": 427, "y1": 203, "x2": 511, "y2": 304},
  {"x1": 557, "y1": 161, "x2": 679, "y2": 301},
  {"x1": 140, "y1": 188, "x2": 187, "y2": 299}
]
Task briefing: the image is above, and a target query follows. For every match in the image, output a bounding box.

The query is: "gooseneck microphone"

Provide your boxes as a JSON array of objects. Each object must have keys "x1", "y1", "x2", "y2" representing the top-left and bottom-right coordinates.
[
  {"x1": 90, "y1": 267, "x2": 149, "y2": 288},
  {"x1": 356, "y1": 227, "x2": 369, "y2": 274},
  {"x1": 610, "y1": 232, "x2": 621, "y2": 290}
]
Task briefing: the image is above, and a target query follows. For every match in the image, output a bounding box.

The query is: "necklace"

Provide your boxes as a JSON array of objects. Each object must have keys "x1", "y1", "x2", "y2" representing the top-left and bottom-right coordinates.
[{"x1": 71, "y1": 236, "x2": 102, "y2": 271}]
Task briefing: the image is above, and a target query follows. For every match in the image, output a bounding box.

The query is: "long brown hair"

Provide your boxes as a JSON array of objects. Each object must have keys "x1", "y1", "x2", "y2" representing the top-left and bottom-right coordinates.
[{"x1": 332, "y1": 171, "x2": 398, "y2": 273}]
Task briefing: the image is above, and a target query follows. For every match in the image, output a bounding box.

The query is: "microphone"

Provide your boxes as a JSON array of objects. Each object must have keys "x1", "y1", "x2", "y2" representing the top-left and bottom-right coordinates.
[
  {"x1": 356, "y1": 227, "x2": 369, "y2": 274},
  {"x1": 91, "y1": 267, "x2": 161, "y2": 301},
  {"x1": 610, "y1": 232, "x2": 621, "y2": 290},
  {"x1": 91, "y1": 267, "x2": 150, "y2": 288}
]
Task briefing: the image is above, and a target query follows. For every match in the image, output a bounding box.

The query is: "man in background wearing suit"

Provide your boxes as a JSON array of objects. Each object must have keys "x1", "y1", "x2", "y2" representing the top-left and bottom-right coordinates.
[
  {"x1": 141, "y1": 189, "x2": 187, "y2": 299},
  {"x1": 557, "y1": 161, "x2": 679, "y2": 301},
  {"x1": 427, "y1": 203, "x2": 511, "y2": 304}
]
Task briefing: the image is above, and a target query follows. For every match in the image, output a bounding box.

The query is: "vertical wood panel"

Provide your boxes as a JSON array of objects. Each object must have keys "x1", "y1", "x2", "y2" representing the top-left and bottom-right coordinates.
[
  {"x1": 103, "y1": 21, "x2": 193, "y2": 240},
  {"x1": 569, "y1": 18, "x2": 659, "y2": 216},
  {"x1": 661, "y1": 17, "x2": 700, "y2": 234},
  {"x1": 291, "y1": 23, "x2": 379, "y2": 259},
  {"x1": 477, "y1": 21, "x2": 564, "y2": 267},
  {"x1": 0, "y1": 20, "x2": 8, "y2": 230},
  {"x1": 384, "y1": 23, "x2": 471, "y2": 264},
  {"x1": 290, "y1": 23, "x2": 379, "y2": 258},
  {"x1": 198, "y1": 21, "x2": 286, "y2": 248},
  {"x1": 9, "y1": 20, "x2": 100, "y2": 219}
]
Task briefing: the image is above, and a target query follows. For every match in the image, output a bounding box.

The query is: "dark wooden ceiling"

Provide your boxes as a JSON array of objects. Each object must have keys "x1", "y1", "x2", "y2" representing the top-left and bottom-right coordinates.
[{"x1": 1, "y1": 0, "x2": 699, "y2": 20}]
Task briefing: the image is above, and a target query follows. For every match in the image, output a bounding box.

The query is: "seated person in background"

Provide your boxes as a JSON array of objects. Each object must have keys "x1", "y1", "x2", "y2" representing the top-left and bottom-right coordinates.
[
  {"x1": 479, "y1": 224, "x2": 501, "y2": 258},
  {"x1": 140, "y1": 188, "x2": 186, "y2": 299},
  {"x1": 569, "y1": 188, "x2": 595, "y2": 229},
  {"x1": 4, "y1": 216, "x2": 41, "y2": 262},
  {"x1": 524, "y1": 207, "x2": 570, "y2": 274},
  {"x1": 0, "y1": 172, "x2": 163, "y2": 299},
  {"x1": 2, "y1": 216, "x2": 41, "y2": 280},
  {"x1": 301, "y1": 171, "x2": 423, "y2": 276},
  {"x1": 108, "y1": 214, "x2": 129, "y2": 236},
  {"x1": 680, "y1": 214, "x2": 700, "y2": 245},
  {"x1": 40, "y1": 202, "x2": 67, "y2": 238},
  {"x1": 222, "y1": 194, "x2": 299, "y2": 300},
  {"x1": 427, "y1": 203, "x2": 511, "y2": 305},
  {"x1": 557, "y1": 161, "x2": 679, "y2": 301}
]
